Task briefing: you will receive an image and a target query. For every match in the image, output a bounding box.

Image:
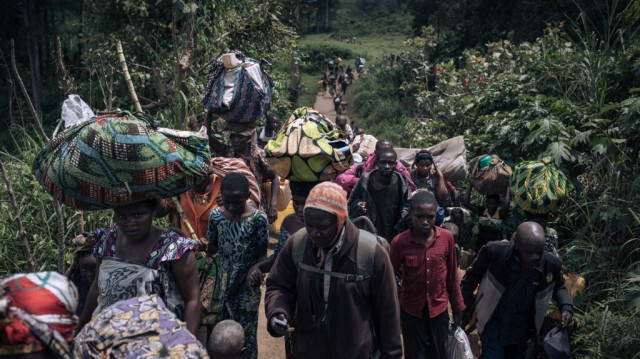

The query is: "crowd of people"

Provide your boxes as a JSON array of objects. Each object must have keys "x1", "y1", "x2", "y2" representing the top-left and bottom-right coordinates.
[{"x1": 0, "y1": 108, "x2": 574, "y2": 359}]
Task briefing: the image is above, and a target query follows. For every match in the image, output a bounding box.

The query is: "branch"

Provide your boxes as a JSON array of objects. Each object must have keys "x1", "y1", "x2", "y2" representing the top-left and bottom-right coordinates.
[
  {"x1": 54, "y1": 200, "x2": 65, "y2": 273},
  {"x1": 116, "y1": 41, "x2": 142, "y2": 113},
  {"x1": 55, "y1": 36, "x2": 74, "y2": 96},
  {"x1": 10, "y1": 39, "x2": 49, "y2": 142},
  {"x1": 0, "y1": 159, "x2": 35, "y2": 272}
]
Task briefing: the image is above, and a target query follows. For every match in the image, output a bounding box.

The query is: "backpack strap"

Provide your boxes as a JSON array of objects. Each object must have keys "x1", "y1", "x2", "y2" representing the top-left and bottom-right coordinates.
[
  {"x1": 291, "y1": 228, "x2": 308, "y2": 268},
  {"x1": 356, "y1": 229, "x2": 378, "y2": 296},
  {"x1": 292, "y1": 227, "x2": 378, "y2": 296}
]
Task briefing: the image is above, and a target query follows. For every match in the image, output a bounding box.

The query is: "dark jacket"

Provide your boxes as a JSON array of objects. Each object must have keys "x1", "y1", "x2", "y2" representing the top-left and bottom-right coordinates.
[
  {"x1": 460, "y1": 240, "x2": 572, "y2": 335},
  {"x1": 347, "y1": 169, "x2": 411, "y2": 234},
  {"x1": 265, "y1": 221, "x2": 403, "y2": 359}
]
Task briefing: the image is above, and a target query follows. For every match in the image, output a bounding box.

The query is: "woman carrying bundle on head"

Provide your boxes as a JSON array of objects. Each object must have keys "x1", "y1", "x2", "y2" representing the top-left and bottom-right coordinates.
[
  {"x1": 76, "y1": 199, "x2": 201, "y2": 335},
  {"x1": 205, "y1": 172, "x2": 269, "y2": 359}
]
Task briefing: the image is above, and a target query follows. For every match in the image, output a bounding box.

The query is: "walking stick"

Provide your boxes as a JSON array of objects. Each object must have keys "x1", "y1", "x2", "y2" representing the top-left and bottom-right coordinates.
[{"x1": 116, "y1": 40, "x2": 198, "y2": 241}]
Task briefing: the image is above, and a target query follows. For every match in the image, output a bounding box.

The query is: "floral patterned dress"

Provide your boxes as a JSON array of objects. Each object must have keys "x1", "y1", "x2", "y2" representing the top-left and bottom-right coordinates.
[
  {"x1": 206, "y1": 208, "x2": 269, "y2": 359},
  {"x1": 91, "y1": 226, "x2": 195, "y2": 320}
]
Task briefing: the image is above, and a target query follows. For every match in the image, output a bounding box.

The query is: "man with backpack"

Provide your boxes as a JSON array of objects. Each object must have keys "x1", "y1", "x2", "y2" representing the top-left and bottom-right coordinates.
[{"x1": 265, "y1": 182, "x2": 402, "y2": 359}]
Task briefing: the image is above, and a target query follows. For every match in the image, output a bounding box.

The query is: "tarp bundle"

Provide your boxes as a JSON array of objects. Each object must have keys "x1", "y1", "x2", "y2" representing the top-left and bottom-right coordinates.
[
  {"x1": 33, "y1": 111, "x2": 210, "y2": 210},
  {"x1": 265, "y1": 107, "x2": 353, "y2": 182},
  {"x1": 396, "y1": 136, "x2": 468, "y2": 182},
  {"x1": 202, "y1": 51, "x2": 273, "y2": 125},
  {"x1": 510, "y1": 158, "x2": 574, "y2": 214},
  {"x1": 469, "y1": 154, "x2": 513, "y2": 195}
]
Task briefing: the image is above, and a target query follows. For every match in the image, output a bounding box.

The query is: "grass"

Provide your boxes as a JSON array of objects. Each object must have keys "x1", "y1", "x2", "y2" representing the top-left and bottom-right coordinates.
[{"x1": 300, "y1": 33, "x2": 408, "y2": 61}]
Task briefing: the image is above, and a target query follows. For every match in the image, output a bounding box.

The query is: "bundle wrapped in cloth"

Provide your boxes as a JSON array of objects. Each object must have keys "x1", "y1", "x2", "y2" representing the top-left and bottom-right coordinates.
[
  {"x1": 265, "y1": 107, "x2": 354, "y2": 182},
  {"x1": 469, "y1": 154, "x2": 513, "y2": 195},
  {"x1": 510, "y1": 158, "x2": 574, "y2": 214},
  {"x1": 396, "y1": 136, "x2": 468, "y2": 182},
  {"x1": 33, "y1": 111, "x2": 210, "y2": 210},
  {"x1": 202, "y1": 50, "x2": 273, "y2": 124}
]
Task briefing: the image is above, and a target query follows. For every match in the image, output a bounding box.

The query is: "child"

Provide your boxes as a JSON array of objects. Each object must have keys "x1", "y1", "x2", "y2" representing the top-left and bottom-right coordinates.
[
  {"x1": 390, "y1": 190, "x2": 465, "y2": 359},
  {"x1": 208, "y1": 320, "x2": 245, "y2": 359},
  {"x1": 207, "y1": 172, "x2": 269, "y2": 359},
  {"x1": 65, "y1": 234, "x2": 97, "y2": 316},
  {"x1": 462, "y1": 186, "x2": 510, "y2": 251}
]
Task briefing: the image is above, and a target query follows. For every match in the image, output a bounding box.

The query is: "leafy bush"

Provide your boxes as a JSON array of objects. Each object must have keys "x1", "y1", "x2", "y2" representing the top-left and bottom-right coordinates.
[{"x1": 299, "y1": 44, "x2": 354, "y2": 73}]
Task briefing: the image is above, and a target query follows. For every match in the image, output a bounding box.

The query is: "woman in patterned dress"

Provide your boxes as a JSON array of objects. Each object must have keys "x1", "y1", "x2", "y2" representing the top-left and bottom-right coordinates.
[
  {"x1": 207, "y1": 172, "x2": 269, "y2": 359},
  {"x1": 76, "y1": 199, "x2": 201, "y2": 335}
]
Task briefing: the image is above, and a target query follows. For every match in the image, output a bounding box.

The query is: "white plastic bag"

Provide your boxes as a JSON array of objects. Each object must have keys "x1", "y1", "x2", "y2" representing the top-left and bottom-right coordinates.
[
  {"x1": 446, "y1": 326, "x2": 474, "y2": 359},
  {"x1": 61, "y1": 94, "x2": 95, "y2": 128}
]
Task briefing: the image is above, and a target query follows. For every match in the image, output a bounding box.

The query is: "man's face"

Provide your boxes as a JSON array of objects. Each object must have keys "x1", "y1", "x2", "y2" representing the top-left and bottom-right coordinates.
[
  {"x1": 376, "y1": 152, "x2": 397, "y2": 177},
  {"x1": 486, "y1": 198, "x2": 500, "y2": 215},
  {"x1": 268, "y1": 116, "x2": 280, "y2": 130},
  {"x1": 516, "y1": 238, "x2": 545, "y2": 268},
  {"x1": 304, "y1": 208, "x2": 338, "y2": 249},
  {"x1": 410, "y1": 203, "x2": 437, "y2": 236}
]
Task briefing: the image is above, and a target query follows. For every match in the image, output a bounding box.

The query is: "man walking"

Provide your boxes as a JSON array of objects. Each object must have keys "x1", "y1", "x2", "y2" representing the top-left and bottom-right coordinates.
[{"x1": 460, "y1": 221, "x2": 573, "y2": 359}]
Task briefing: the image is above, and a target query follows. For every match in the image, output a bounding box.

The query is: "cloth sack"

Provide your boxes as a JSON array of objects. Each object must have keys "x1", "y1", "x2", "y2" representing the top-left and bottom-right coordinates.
[
  {"x1": 202, "y1": 51, "x2": 273, "y2": 124},
  {"x1": 510, "y1": 158, "x2": 574, "y2": 214},
  {"x1": 469, "y1": 154, "x2": 513, "y2": 195},
  {"x1": 33, "y1": 111, "x2": 210, "y2": 210},
  {"x1": 446, "y1": 325, "x2": 474, "y2": 359},
  {"x1": 543, "y1": 326, "x2": 573, "y2": 359},
  {"x1": 262, "y1": 178, "x2": 293, "y2": 212},
  {"x1": 265, "y1": 107, "x2": 354, "y2": 182}
]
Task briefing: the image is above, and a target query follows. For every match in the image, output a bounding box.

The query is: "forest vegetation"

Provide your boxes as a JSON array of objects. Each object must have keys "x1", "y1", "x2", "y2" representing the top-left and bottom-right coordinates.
[{"x1": 1, "y1": 0, "x2": 639, "y2": 357}]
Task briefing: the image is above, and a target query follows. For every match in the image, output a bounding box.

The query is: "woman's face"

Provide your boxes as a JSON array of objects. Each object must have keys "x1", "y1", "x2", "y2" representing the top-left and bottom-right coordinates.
[
  {"x1": 230, "y1": 133, "x2": 250, "y2": 152},
  {"x1": 416, "y1": 159, "x2": 433, "y2": 177},
  {"x1": 113, "y1": 202, "x2": 155, "y2": 241},
  {"x1": 304, "y1": 208, "x2": 338, "y2": 249},
  {"x1": 222, "y1": 189, "x2": 249, "y2": 217}
]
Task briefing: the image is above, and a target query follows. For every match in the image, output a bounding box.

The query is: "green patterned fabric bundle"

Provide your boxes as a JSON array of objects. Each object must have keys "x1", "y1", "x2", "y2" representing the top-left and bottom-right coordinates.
[
  {"x1": 33, "y1": 111, "x2": 210, "y2": 210},
  {"x1": 265, "y1": 107, "x2": 353, "y2": 182},
  {"x1": 510, "y1": 158, "x2": 574, "y2": 214}
]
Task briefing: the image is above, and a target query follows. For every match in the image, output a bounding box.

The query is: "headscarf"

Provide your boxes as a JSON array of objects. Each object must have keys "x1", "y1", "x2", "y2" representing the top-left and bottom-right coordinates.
[
  {"x1": 0, "y1": 272, "x2": 78, "y2": 359},
  {"x1": 74, "y1": 295, "x2": 207, "y2": 359},
  {"x1": 304, "y1": 182, "x2": 349, "y2": 238}
]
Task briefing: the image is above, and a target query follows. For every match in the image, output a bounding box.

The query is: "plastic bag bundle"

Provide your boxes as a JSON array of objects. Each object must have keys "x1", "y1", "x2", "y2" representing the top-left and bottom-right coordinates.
[
  {"x1": 33, "y1": 111, "x2": 210, "y2": 210},
  {"x1": 510, "y1": 158, "x2": 574, "y2": 214},
  {"x1": 446, "y1": 326, "x2": 474, "y2": 359},
  {"x1": 61, "y1": 94, "x2": 95, "y2": 128},
  {"x1": 469, "y1": 154, "x2": 513, "y2": 195},
  {"x1": 265, "y1": 107, "x2": 353, "y2": 182},
  {"x1": 202, "y1": 51, "x2": 273, "y2": 124}
]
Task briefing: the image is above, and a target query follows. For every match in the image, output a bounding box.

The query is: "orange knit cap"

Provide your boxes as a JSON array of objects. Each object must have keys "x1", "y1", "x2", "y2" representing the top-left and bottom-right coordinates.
[{"x1": 304, "y1": 182, "x2": 349, "y2": 234}]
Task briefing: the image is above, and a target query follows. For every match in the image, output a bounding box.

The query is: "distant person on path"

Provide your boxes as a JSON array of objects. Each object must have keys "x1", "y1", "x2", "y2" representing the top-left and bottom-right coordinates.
[
  {"x1": 460, "y1": 221, "x2": 573, "y2": 359},
  {"x1": 265, "y1": 182, "x2": 403, "y2": 359},
  {"x1": 333, "y1": 92, "x2": 343, "y2": 114},
  {"x1": 335, "y1": 139, "x2": 416, "y2": 193},
  {"x1": 206, "y1": 173, "x2": 269, "y2": 359},
  {"x1": 389, "y1": 53, "x2": 395, "y2": 67},
  {"x1": 390, "y1": 191, "x2": 465, "y2": 359},
  {"x1": 462, "y1": 187, "x2": 510, "y2": 251},
  {"x1": 348, "y1": 148, "x2": 412, "y2": 243}
]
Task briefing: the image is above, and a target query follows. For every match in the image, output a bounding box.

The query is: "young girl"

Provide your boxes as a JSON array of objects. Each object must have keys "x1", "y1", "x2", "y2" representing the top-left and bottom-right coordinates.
[
  {"x1": 76, "y1": 199, "x2": 200, "y2": 334},
  {"x1": 207, "y1": 172, "x2": 269, "y2": 359}
]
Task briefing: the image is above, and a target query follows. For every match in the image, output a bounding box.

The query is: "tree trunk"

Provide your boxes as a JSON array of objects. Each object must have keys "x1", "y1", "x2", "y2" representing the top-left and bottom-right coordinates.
[
  {"x1": 6, "y1": 72, "x2": 15, "y2": 128},
  {"x1": 21, "y1": 0, "x2": 44, "y2": 122},
  {"x1": 325, "y1": 0, "x2": 329, "y2": 32}
]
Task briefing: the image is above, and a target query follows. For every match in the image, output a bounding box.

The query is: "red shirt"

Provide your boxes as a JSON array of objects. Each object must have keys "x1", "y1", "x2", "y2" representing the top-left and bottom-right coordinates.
[{"x1": 390, "y1": 227, "x2": 465, "y2": 318}]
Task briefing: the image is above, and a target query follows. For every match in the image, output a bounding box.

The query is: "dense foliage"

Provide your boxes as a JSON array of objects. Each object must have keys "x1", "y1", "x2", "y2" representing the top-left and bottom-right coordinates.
[{"x1": 347, "y1": 1, "x2": 640, "y2": 356}]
